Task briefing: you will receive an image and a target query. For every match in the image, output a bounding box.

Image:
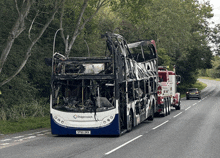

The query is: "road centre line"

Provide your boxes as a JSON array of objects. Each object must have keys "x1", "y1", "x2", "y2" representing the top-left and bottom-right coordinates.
[
  {"x1": 105, "y1": 135, "x2": 143, "y2": 155},
  {"x1": 185, "y1": 106, "x2": 191, "y2": 111},
  {"x1": 152, "y1": 120, "x2": 169, "y2": 130},
  {"x1": 173, "y1": 112, "x2": 183, "y2": 118}
]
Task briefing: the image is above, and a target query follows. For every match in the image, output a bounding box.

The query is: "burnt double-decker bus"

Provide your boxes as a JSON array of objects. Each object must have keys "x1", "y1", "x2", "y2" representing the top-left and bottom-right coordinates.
[{"x1": 49, "y1": 33, "x2": 158, "y2": 135}]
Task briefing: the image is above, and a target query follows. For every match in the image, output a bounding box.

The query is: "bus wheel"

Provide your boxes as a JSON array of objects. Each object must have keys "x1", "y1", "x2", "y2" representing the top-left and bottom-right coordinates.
[{"x1": 127, "y1": 111, "x2": 133, "y2": 132}]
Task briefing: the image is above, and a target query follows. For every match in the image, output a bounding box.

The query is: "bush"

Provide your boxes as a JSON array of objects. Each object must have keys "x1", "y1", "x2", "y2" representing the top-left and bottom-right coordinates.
[{"x1": 0, "y1": 99, "x2": 50, "y2": 121}]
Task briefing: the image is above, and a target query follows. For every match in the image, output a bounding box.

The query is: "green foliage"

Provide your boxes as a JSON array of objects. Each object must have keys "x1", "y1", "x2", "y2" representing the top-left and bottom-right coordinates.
[
  {"x1": 0, "y1": 116, "x2": 50, "y2": 134},
  {"x1": 0, "y1": 99, "x2": 50, "y2": 121},
  {"x1": 110, "y1": 0, "x2": 213, "y2": 85},
  {"x1": 199, "y1": 56, "x2": 220, "y2": 78},
  {"x1": 210, "y1": 24, "x2": 220, "y2": 55}
]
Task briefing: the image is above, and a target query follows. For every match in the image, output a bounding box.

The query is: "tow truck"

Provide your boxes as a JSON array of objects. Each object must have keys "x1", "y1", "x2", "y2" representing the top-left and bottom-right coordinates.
[{"x1": 156, "y1": 66, "x2": 181, "y2": 116}]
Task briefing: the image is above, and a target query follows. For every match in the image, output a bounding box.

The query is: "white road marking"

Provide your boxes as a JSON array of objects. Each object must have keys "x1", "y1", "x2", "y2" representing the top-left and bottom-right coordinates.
[
  {"x1": 152, "y1": 120, "x2": 169, "y2": 130},
  {"x1": 185, "y1": 106, "x2": 191, "y2": 111},
  {"x1": 173, "y1": 112, "x2": 183, "y2": 118},
  {"x1": 193, "y1": 103, "x2": 197, "y2": 106},
  {"x1": 1, "y1": 139, "x2": 11, "y2": 142},
  {"x1": 105, "y1": 135, "x2": 143, "y2": 155},
  {"x1": 27, "y1": 133, "x2": 35, "y2": 136},
  {"x1": 23, "y1": 136, "x2": 36, "y2": 140},
  {"x1": 44, "y1": 132, "x2": 51, "y2": 135},
  {"x1": 34, "y1": 131, "x2": 42, "y2": 134},
  {"x1": 14, "y1": 139, "x2": 24, "y2": 142},
  {"x1": 0, "y1": 143, "x2": 9, "y2": 146},
  {"x1": 13, "y1": 136, "x2": 24, "y2": 139}
]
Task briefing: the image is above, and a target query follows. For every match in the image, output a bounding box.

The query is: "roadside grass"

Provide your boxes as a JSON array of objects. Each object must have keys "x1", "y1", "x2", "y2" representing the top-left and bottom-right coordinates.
[
  {"x1": 199, "y1": 76, "x2": 220, "y2": 81},
  {"x1": 180, "y1": 80, "x2": 207, "y2": 98},
  {"x1": 0, "y1": 116, "x2": 50, "y2": 134}
]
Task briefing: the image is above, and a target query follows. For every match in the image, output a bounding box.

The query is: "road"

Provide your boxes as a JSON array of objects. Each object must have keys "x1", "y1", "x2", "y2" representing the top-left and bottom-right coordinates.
[{"x1": 1, "y1": 79, "x2": 220, "y2": 158}]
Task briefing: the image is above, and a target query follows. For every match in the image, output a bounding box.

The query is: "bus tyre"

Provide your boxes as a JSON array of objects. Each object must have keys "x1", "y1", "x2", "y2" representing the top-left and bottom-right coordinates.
[
  {"x1": 127, "y1": 111, "x2": 133, "y2": 132},
  {"x1": 148, "y1": 106, "x2": 154, "y2": 121}
]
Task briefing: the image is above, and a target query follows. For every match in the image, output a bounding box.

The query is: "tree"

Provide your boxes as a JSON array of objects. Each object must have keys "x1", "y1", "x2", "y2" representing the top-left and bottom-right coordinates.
[
  {"x1": 110, "y1": 0, "x2": 214, "y2": 85},
  {"x1": 58, "y1": 0, "x2": 111, "y2": 57},
  {"x1": 0, "y1": 0, "x2": 64, "y2": 87},
  {"x1": 210, "y1": 24, "x2": 220, "y2": 55}
]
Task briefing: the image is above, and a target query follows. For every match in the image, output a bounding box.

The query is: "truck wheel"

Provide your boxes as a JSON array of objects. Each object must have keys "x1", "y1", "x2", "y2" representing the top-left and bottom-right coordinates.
[
  {"x1": 161, "y1": 100, "x2": 167, "y2": 117},
  {"x1": 175, "y1": 98, "x2": 181, "y2": 110},
  {"x1": 168, "y1": 99, "x2": 171, "y2": 115},
  {"x1": 127, "y1": 111, "x2": 133, "y2": 132}
]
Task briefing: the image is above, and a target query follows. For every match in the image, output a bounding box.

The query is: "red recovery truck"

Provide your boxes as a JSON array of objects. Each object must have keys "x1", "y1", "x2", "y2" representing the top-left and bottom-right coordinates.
[{"x1": 156, "y1": 66, "x2": 181, "y2": 116}]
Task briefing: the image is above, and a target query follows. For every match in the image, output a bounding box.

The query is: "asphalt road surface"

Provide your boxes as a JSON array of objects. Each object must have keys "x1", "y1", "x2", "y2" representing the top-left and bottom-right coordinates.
[{"x1": 1, "y1": 79, "x2": 220, "y2": 158}]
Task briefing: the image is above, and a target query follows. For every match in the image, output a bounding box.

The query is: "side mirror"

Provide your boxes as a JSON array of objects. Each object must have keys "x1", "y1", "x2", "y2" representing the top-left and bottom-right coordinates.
[{"x1": 176, "y1": 75, "x2": 181, "y2": 84}]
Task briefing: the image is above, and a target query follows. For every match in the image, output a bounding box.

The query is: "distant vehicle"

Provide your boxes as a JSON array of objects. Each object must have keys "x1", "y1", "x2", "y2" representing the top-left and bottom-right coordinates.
[{"x1": 186, "y1": 88, "x2": 201, "y2": 100}]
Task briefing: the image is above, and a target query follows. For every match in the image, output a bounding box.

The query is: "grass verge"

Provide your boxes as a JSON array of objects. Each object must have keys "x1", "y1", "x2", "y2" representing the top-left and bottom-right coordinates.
[
  {"x1": 0, "y1": 116, "x2": 50, "y2": 135},
  {"x1": 199, "y1": 76, "x2": 220, "y2": 81}
]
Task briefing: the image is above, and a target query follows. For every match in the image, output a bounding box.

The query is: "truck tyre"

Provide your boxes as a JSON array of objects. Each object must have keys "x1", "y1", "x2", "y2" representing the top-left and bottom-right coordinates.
[
  {"x1": 168, "y1": 99, "x2": 171, "y2": 115},
  {"x1": 161, "y1": 100, "x2": 167, "y2": 117},
  {"x1": 175, "y1": 98, "x2": 181, "y2": 110},
  {"x1": 127, "y1": 110, "x2": 133, "y2": 132}
]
